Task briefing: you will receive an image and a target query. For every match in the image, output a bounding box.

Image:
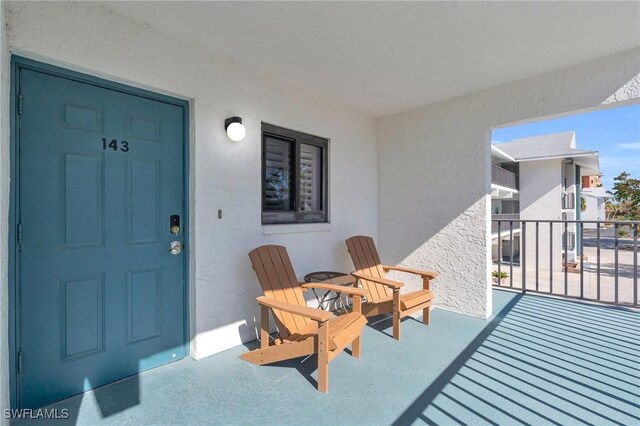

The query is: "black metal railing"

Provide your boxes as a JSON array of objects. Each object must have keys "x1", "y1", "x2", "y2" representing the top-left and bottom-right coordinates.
[
  {"x1": 562, "y1": 192, "x2": 575, "y2": 210},
  {"x1": 491, "y1": 164, "x2": 518, "y2": 190},
  {"x1": 492, "y1": 219, "x2": 639, "y2": 307}
]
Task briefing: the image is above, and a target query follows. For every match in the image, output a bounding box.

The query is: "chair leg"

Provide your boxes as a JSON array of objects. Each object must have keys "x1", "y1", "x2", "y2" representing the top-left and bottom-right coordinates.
[
  {"x1": 260, "y1": 304, "x2": 270, "y2": 349},
  {"x1": 422, "y1": 277, "x2": 433, "y2": 326},
  {"x1": 352, "y1": 295, "x2": 362, "y2": 357},
  {"x1": 393, "y1": 289, "x2": 401, "y2": 340},
  {"x1": 318, "y1": 321, "x2": 329, "y2": 393},
  {"x1": 352, "y1": 336, "x2": 361, "y2": 358},
  {"x1": 423, "y1": 305, "x2": 431, "y2": 325}
]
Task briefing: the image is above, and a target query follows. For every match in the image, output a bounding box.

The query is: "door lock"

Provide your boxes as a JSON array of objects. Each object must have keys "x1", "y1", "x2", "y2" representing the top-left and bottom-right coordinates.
[
  {"x1": 167, "y1": 241, "x2": 181, "y2": 255},
  {"x1": 170, "y1": 214, "x2": 180, "y2": 235}
]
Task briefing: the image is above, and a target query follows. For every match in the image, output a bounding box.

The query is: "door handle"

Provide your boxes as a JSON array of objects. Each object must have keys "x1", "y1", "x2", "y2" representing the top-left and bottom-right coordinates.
[{"x1": 166, "y1": 241, "x2": 181, "y2": 255}]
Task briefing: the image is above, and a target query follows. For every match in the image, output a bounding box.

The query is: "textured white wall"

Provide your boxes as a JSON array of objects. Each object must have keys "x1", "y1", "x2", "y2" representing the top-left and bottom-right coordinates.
[
  {"x1": 520, "y1": 160, "x2": 563, "y2": 221},
  {"x1": 377, "y1": 48, "x2": 640, "y2": 319},
  {"x1": 3, "y1": 2, "x2": 378, "y2": 362},
  {"x1": 520, "y1": 160, "x2": 563, "y2": 271}
]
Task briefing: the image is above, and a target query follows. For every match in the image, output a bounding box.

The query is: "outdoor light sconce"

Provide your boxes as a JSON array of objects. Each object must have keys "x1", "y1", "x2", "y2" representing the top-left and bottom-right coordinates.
[{"x1": 225, "y1": 116, "x2": 246, "y2": 142}]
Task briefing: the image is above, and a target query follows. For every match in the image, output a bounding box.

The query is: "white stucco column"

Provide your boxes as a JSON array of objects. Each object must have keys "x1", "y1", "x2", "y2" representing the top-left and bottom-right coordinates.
[{"x1": 377, "y1": 48, "x2": 640, "y2": 319}]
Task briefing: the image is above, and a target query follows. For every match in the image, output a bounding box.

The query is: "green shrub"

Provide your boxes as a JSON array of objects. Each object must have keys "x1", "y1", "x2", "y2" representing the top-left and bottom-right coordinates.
[
  {"x1": 492, "y1": 271, "x2": 508, "y2": 279},
  {"x1": 617, "y1": 227, "x2": 630, "y2": 238}
]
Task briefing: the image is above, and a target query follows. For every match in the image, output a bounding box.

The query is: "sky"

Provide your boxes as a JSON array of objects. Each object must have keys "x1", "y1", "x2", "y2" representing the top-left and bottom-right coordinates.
[{"x1": 492, "y1": 104, "x2": 640, "y2": 191}]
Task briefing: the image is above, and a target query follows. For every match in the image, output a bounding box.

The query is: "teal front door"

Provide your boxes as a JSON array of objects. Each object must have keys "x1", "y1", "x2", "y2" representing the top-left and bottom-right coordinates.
[{"x1": 17, "y1": 64, "x2": 187, "y2": 408}]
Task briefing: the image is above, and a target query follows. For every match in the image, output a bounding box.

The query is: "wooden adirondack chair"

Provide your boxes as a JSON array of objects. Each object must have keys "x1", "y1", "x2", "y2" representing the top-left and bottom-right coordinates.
[
  {"x1": 241, "y1": 245, "x2": 368, "y2": 393},
  {"x1": 345, "y1": 236, "x2": 438, "y2": 341}
]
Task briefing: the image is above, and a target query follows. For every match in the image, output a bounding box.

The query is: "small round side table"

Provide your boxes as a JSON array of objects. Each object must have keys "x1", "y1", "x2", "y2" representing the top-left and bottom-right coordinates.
[{"x1": 303, "y1": 271, "x2": 356, "y2": 312}]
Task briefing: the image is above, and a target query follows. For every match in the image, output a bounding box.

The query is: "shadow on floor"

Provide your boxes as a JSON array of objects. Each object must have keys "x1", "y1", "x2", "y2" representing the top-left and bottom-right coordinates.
[
  {"x1": 393, "y1": 292, "x2": 640, "y2": 425},
  {"x1": 392, "y1": 293, "x2": 523, "y2": 425},
  {"x1": 239, "y1": 338, "x2": 322, "y2": 389},
  {"x1": 13, "y1": 290, "x2": 640, "y2": 425}
]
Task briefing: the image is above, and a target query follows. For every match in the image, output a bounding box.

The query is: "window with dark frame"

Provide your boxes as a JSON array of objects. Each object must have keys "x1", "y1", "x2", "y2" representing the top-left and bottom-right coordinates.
[{"x1": 262, "y1": 123, "x2": 328, "y2": 224}]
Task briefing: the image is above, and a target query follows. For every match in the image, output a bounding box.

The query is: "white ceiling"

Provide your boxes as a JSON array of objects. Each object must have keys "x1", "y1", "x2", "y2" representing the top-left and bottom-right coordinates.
[{"x1": 104, "y1": 1, "x2": 640, "y2": 117}]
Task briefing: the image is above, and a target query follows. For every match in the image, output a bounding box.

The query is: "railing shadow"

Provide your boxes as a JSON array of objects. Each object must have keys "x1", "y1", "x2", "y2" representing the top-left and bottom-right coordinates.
[
  {"x1": 392, "y1": 292, "x2": 640, "y2": 425},
  {"x1": 392, "y1": 293, "x2": 523, "y2": 425}
]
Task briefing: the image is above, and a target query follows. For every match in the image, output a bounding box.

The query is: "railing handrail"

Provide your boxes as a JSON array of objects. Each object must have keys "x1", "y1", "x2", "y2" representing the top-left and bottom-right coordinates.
[{"x1": 492, "y1": 219, "x2": 639, "y2": 225}]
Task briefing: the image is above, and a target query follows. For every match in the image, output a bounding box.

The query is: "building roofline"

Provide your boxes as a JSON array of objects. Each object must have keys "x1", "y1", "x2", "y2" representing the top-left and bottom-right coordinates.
[
  {"x1": 514, "y1": 151, "x2": 598, "y2": 162},
  {"x1": 491, "y1": 145, "x2": 516, "y2": 162}
]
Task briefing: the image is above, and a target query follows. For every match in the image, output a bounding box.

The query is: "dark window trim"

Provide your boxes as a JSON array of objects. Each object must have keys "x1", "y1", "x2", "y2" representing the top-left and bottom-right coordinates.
[{"x1": 261, "y1": 123, "x2": 329, "y2": 225}]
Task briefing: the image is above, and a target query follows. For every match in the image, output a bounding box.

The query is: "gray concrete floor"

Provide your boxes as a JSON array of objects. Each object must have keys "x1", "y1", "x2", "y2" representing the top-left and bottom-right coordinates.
[{"x1": 12, "y1": 290, "x2": 640, "y2": 425}]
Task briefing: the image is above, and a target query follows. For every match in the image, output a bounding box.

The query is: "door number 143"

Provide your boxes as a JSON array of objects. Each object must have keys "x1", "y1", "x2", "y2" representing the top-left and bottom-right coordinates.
[{"x1": 101, "y1": 138, "x2": 130, "y2": 152}]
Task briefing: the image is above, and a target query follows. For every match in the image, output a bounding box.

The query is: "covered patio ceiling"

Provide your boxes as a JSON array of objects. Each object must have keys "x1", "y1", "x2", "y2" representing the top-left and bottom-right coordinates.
[{"x1": 104, "y1": 1, "x2": 639, "y2": 116}]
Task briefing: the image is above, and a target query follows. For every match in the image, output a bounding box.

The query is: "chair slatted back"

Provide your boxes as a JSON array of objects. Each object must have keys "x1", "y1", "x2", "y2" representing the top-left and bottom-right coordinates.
[
  {"x1": 345, "y1": 236, "x2": 390, "y2": 302},
  {"x1": 249, "y1": 245, "x2": 311, "y2": 338}
]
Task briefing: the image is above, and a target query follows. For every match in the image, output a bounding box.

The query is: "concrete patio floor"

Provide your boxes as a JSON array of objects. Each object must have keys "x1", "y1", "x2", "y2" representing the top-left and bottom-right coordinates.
[{"x1": 14, "y1": 289, "x2": 640, "y2": 425}]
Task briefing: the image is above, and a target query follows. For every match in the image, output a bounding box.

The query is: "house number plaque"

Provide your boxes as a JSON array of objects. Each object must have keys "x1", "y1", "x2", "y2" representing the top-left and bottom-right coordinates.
[{"x1": 101, "y1": 138, "x2": 130, "y2": 152}]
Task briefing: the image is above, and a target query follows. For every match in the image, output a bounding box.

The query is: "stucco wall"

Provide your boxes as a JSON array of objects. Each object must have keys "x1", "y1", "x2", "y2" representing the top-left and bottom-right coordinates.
[
  {"x1": 3, "y1": 1, "x2": 379, "y2": 364},
  {"x1": 520, "y1": 160, "x2": 563, "y2": 220},
  {"x1": 520, "y1": 160, "x2": 563, "y2": 271},
  {"x1": 377, "y1": 48, "x2": 640, "y2": 319}
]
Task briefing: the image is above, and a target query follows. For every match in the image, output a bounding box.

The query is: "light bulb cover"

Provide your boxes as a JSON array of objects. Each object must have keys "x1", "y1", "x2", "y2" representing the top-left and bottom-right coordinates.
[{"x1": 225, "y1": 116, "x2": 246, "y2": 141}]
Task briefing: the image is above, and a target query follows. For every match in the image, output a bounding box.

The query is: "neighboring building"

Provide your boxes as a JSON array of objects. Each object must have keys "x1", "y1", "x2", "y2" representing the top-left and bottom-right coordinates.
[
  {"x1": 491, "y1": 132, "x2": 601, "y2": 266},
  {"x1": 582, "y1": 174, "x2": 602, "y2": 188},
  {"x1": 491, "y1": 145, "x2": 521, "y2": 264},
  {"x1": 581, "y1": 175, "x2": 610, "y2": 228}
]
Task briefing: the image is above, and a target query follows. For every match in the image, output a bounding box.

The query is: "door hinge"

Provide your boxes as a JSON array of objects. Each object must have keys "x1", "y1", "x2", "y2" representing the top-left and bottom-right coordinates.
[
  {"x1": 17, "y1": 223, "x2": 23, "y2": 248},
  {"x1": 17, "y1": 351, "x2": 23, "y2": 374},
  {"x1": 17, "y1": 95, "x2": 24, "y2": 117}
]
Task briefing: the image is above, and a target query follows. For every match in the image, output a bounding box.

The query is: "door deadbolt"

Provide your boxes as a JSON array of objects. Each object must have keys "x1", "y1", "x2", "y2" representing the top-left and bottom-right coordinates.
[
  {"x1": 170, "y1": 214, "x2": 180, "y2": 235},
  {"x1": 167, "y1": 241, "x2": 181, "y2": 255}
]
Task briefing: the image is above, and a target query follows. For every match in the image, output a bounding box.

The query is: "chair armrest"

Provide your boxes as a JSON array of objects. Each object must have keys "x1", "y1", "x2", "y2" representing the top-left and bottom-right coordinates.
[
  {"x1": 383, "y1": 265, "x2": 439, "y2": 279},
  {"x1": 300, "y1": 283, "x2": 367, "y2": 297},
  {"x1": 351, "y1": 272, "x2": 403, "y2": 289},
  {"x1": 256, "y1": 296, "x2": 332, "y2": 322}
]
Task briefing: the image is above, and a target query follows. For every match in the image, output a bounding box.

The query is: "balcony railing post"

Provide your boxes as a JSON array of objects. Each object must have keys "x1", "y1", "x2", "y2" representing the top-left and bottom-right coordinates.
[
  {"x1": 509, "y1": 221, "x2": 513, "y2": 288},
  {"x1": 521, "y1": 222, "x2": 526, "y2": 293},
  {"x1": 497, "y1": 221, "x2": 501, "y2": 286},
  {"x1": 597, "y1": 224, "x2": 601, "y2": 301},
  {"x1": 549, "y1": 222, "x2": 553, "y2": 294},
  {"x1": 579, "y1": 224, "x2": 584, "y2": 299},
  {"x1": 564, "y1": 221, "x2": 568, "y2": 296},
  {"x1": 535, "y1": 221, "x2": 539, "y2": 292},
  {"x1": 634, "y1": 224, "x2": 638, "y2": 306},
  {"x1": 614, "y1": 223, "x2": 619, "y2": 304}
]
